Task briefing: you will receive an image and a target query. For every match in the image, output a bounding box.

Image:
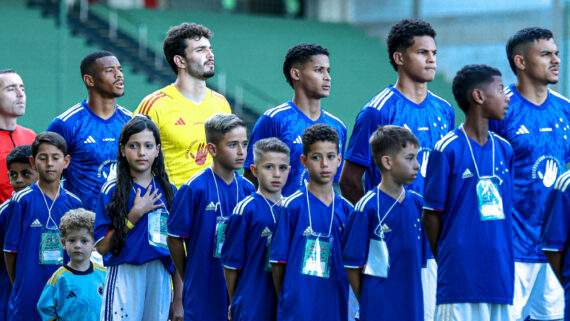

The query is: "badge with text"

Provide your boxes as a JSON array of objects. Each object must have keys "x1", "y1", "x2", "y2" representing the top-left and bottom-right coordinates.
[
  {"x1": 148, "y1": 207, "x2": 168, "y2": 249},
  {"x1": 213, "y1": 216, "x2": 229, "y2": 258},
  {"x1": 477, "y1": 177, "x2": 504, "y2": 221},
  {"x1": 301, "y1": 235, "x2": 332, "y2": 278},
  {"x1": 40, "y1": 231, "x2": 63, "y2": 265}
]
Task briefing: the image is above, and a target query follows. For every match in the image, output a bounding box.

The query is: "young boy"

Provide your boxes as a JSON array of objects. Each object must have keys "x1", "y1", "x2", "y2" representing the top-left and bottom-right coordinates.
[
  {"x1": 541, "y1": 170, "x2": 570, "y2": 321},
  {"x1": 0, "y1": 145, "x2": 37, "y2": 321},
  {"x1": 3, "y1": 132, "x2": 82, "y2": 321},
  {"x1": 270, "y1": 124, "x2": 353, "y2": 321},
  {"x1": 423, "y1": 65, "x2": 514, "y2": 320},
  {"x1": 243, "y1": 43, "x2": 347, "y2": 197},
  {"x1": 167, "y1": 113, "x2": 255, "y2": 321},
  {"x1": 221, "y1": 137, "x2": 290, "y2": 321},
  {"x1": 342, "y1": 125, "x2": 423, "y2": 321},
  {"x1": 37, "y1": 208, "x2": 106, "y2": 320}
]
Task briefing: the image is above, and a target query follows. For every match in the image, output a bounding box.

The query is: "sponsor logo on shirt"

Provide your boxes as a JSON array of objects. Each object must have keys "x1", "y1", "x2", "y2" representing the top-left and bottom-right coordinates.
[
  {"x1": 418, "y1": 127, "x2": 429, "y2": 131},
  {"x1": 30, "y1": 219, "x2": 42, "y2": 228},
  {"x1": 293, "y1": 136, "x2": 303, "y2": 144},
  {"x1": 540, "y1": 127, "x2": 553, "y2": 132},
  {"x1": 206, "y1": 202, "x2": 217, "y2": 211},
  {"x1": 261, "y1": 227, "x2": 272, "y2": 238},
  {"x1": 175, "y1": 117, "x2": 186, "y2": 126},
  {"x1": 516, "y1": 125, "x2": 530, "y2": 135},
  {"x1": 83, "y1": 136, "x2": 96, "y2": 144},
  {"x1": 186, "y1": 140, "x2": 208, "y2": 165},
  {"x1": 102, "y1": 138, "x2": 115, "y2": 142},
  {"x1": 462, "y1": 168, "x2": 474, "y2": 179}
]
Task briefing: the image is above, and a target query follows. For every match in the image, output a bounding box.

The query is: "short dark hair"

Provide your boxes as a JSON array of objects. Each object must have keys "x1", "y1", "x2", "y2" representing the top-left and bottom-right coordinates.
[
  {"x1": 387, "y1": 19, "x2": 436, "y2": 71},
  {"x1": 163, "y1": 23, "x2": 213, "y2": 74},
  {"x1": 205, "y1": 113, "x2": 246, "y2": 145},
  {"x1": 6, "y1": 145, "x2": 32, "y2": 167},
  {"x1": 32, "y1": 132, "x2": 67, "y2": 157},
  {"x1": 80, "y1": 50, "x2": 115, "y2": 77},
  {"x1": 452, "y1": 64, "x2": 502, "y2": 114},
  {"x1": 506, "y1": 27, "x2": 553, "y2": 74},
  {"x1": 283, "y1": 43, "x2": 329, "y2": 88},
  {"x1": 253, "y1": 137, "x2": 290, "y2": 164},
  {"x1": 370, "y1": 125, "x2": 419, "y2": 172},
  {"x1": 302, "y1": 124, "x2": 339, "y2": 155},
  {"x1": 0, "y1": 69, "x2": 15, "y2": 75}
]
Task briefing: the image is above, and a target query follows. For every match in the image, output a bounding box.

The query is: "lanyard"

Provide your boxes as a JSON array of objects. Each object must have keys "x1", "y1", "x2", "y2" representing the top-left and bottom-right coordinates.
[
  {"x1": 37, "y1": 182, "x2": 61, "y2": 230},
  {"x1": 305, "y1": 184, "x2": 335, "y2": 238},
  {"x1": 375, "y1": 187, "x2": 405, "y2": 238},
  {"x1": 460, "y1": 123, "x2": 496, "y2": 179},
  {"x1": 257, "y1": 191, "x2": 283, "y2": 224},
  {"x1": 211, "y1": 168, "x2": 238, "y2": 218}
]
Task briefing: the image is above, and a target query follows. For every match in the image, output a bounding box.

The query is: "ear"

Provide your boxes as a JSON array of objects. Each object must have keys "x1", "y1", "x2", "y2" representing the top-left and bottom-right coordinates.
[
  {"x1": 393, "y1": 51, "x2": 405, "y2": 67},
  {"x1": 174, "y1": 55, "x2": 186, "y2": 70},
  {"x1": 336, "y1": 153, "x2": 342, "y2": 168},
  {"x1": 63, "y1": 155, "x2": 71, "y2": 170},
  {"x1": 83, "y1": 74, "x2": 94, "y2": 87},
  {"x1": 119, "y1": 144, "x2": 125, "y2": 158},
  {"x1": 513, "y1": 55, "x2": 525, "y2": 71},
  {"x1": 300, "y1": 154, "x2": 307, "y2": 168},
  {"x1": 250, "y1": 164, "x2": 259, "y2": 178},
  {"x1": 290, "y1": 68, "x2": 301, "y2": 82},
  {"x1": 61, "y1": 237, "x2": 66, "y2": 249},
  {"x1": 29, "y1": 156, "x2": 36, "y2": 169},
  {"x1": 381, "y1": 155, "x2": 392, "y2": 171},
  {"x1": 471, "y1": 88, "x2": 485, "y2": 105},
  {"x1": 155, "y1": 144, "x2": 161, "y2": 158},
  {"x1": 207, "y1": 143, "x2": 216, "y2": 157}
]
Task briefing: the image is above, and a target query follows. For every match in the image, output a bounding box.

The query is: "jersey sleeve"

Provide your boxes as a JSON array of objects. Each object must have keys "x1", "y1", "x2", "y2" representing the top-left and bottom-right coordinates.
[
  {"x1": 47, "y1": 117, "x2": 71, "y2": 146},
  {"x1": 94, "y1": 186, "x2": 113, "y2": 245},
  {"x1": 541, "y1": 183, "x2": 570, "y2": 251},
  {"x1": 221, "y1": 208, "x2": 248, "y2": 269},
  {"x1": 167, "y1": 182, "x2": 199, "y2": 238},
  {"x1": 244, "y1": 115, "x2": 279, "y2": 169},
  {"x1": 37, "y1": 277, "x2": 58, "y2": 321},
  {"x1": 423, "y1": 146, "x2": 451, "y2": 211},
  {"x1": 3, "y1": 199, "x2": 24, "y2": 253},
  {"x1": 344, "y1": 107, "x2": 380, "y2": 167},
  {"x1": 342, "y1": 207, "x2": 371, "y2": 268},
  {"x1": 134, "y1": 94, "x2": 162, "y2": 126},
  {"x1": 269, "y1": 204, "x2": 293, "y2": 264}
]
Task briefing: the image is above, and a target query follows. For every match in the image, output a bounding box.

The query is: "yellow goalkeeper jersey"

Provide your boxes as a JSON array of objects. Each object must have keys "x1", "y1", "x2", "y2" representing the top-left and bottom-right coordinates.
[{"x1": 135, "y1": 84, "x2": 231, "y2": 187}]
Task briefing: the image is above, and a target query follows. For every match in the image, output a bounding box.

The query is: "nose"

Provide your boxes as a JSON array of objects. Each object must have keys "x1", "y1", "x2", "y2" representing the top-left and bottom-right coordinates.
[
  {"x1": 237, "y1": 144, "x2": 244, "y2": 156},
  {"x1": 414, "y1": 158, "x2": 420, "y2": 170},
  {"x1": 323, "y1": 70, "x2": 331, "y2": 81},
  {"x1": 272, "y1": 167, "x2": 280, "y2": 177},
  {"x1": 15, "y1": 87, "x2": 24, "y2": 97},
  {"x1": 207, "y1": 48, "x2": 214, "y2": 59},
  {"x1": 116, "y1": 68, "x2": 124, "y2": 79},
  {"x1": 553, "y1": 53, "x2": 561, "y2": 65}
]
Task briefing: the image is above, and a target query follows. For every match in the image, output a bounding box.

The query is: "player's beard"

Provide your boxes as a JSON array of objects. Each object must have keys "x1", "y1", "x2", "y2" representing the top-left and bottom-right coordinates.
[{"x1": 187, "y1": 62, "x2": 215, "y2": 80}]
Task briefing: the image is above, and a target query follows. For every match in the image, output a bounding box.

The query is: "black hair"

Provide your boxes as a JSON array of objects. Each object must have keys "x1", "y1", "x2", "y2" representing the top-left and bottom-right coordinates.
[
  {"x1": 80, "y1": 50, "x2": 115, "y2": 77},
  {"x1": 204, "y1": 113, "x2": 247, "y2": 145},
  {"x1": 506, "y1": 27, "x2": 554, "y2": 74},
  {"x1": 302, "y1": 123, "x2": 339, "y2": 155},
  {"x1": 163, "y1": 22, "x2": 213, "y2": 74},
  {"x1": 283, "y1": 43, "x2": 329, "y2": 88},
  {"x1": 386, "y1": 19, "x2": 436, "y2": 71},
  {"x1": 6, "y1": 145, "x2": 32, "y2": 167},
  {"x1": 32, "y1": 132, "x2": 67, "y2": 157},
  {"x1": 106, "y1": 116, "x2": 174, "y2": 256},
  {"x1": 370, "y1": 125, "x2": 419, "y2": 172},
  {"x1": 452, "y1": 64, "x2": 502, "y2": 114}
]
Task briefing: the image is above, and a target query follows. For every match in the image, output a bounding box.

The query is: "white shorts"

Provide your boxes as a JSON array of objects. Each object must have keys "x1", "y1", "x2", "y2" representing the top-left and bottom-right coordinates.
[
  {"x1": 422, "y1": 258, "x2": 438, "y2": 321},
  {"x1": 435, "y1": 303, "x2": 513, "y2": 321},
  {"x1": 100, "y1": 259, "x2": 171, "y2": 321},
  {"x1": 512, "y1": 262, "x2": 564, "y2": 321}
]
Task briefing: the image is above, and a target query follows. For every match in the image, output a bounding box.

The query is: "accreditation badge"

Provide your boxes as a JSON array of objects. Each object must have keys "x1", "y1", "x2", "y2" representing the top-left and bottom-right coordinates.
[
  {"x1": 148, "y1": 207, "x2": 168, "y2": 249},
  {"x1": 477, "y1": 177, "x2": 504, "y2": 221},
  {"x1": 363, "y1": 234, "x2": 390, "y2": 278},
  {"x1": 301, "y1": 235, "x2": 332, "y2": 278},
  {"x1": 213, "y1": 216, "x2": 229, "y2": 258},
  {"x1": 40, "y1": 230, "x2": 63, "y2": 265}
]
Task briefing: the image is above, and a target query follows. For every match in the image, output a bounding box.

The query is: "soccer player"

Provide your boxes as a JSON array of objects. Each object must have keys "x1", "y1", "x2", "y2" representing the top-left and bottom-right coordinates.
[
  {"x1": 343, "y1": 125, "x2": 423, "y2": 321},
  {"x1": 37, "y1": 208, "x2": 106, "y2": 321},
  {"x1": 3, "y1": 132, "x2": 82, "y2": 321},
  {"x1": 489, "y1": 27, "x2": 568, "y2": 321},
  {"x1": 541, "y1": 171, "x2": 570, "y2": 321},
  {"x1": 47, "y1": 51, "x2": 130, "y2": 211},
  {"x1": 243, "y1": 43, "x2": 347, "y2": 197},
  {"x1": 135, "y1": 22, "x2": 231, "y2": 188},
  {"x1": 270, "y1": 124, "x2": 353, "y2": 321},
  {"x1": 167, "y1": 114, "x2": 255, "y2": 321},
  {"x1": 221, "y1": 137, "x2": 290, "y2": 321},
  {"x1": 0, "y1": 70, "x2": 36, "y2": 203},
  {"x1": 339, "y1": 19, "x2": 454, "y2": 320},
  {"x1": 423, "y1": 65, "x2": 514, "y2": 320}
]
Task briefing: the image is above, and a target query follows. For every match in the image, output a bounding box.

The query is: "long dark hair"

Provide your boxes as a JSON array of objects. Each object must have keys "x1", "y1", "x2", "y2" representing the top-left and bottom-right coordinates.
[{"x1": 107, "y1": 116, "x2": 174, "y2": 256}]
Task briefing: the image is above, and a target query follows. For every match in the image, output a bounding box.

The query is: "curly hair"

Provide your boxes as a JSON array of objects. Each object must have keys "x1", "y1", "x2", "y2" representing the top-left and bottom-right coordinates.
[
  {"x1": 386, "y1": 19, "x2": 436, "y2": 71},
  {"x1": 282, "y1": 43, "x2": 329, "y2": 88},
  {"x1": 506, "y1": 27, "x2": 553, "y2": 74},
  {"x1": 163, "y1": 22, "x2": 213, "y2": 74},
  {"x1": 60, "y1": 208, "x2": 95, "y2": 239},
  {"x1": 302, "y1": 123, "x2": 339, "y2": 155}
]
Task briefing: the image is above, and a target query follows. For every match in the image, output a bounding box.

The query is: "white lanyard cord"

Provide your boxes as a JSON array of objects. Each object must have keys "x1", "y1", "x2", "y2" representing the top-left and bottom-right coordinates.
[
  {"x1": 460, "y1": 123, "x2": 495, "y2": 179},
  {"x1": 211, "y1": 168, "x2": 238, "y2": 218},
  {"x1": 375, "y1": 187, "x2": 405, "y2": 238},
  {"x1": 37, "y1": 182, "x2": 61, "y2": 230},
  {"x1": 257, "y1": 191, "x2": 283, "y2": 224},
  {"x1": 305, "y1": 184, "x2": 335, "y2": 238}
]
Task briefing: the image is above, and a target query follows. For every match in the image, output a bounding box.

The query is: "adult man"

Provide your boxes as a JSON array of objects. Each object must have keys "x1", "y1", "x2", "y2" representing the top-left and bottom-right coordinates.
[
  {"x1": 243, "y1": 43, "x2": 347, "y2": 197},
  {"x1": 489, "y1": 27, "x2": 568, "y2": 321},
  {"x1": 47, "y1": 50, "x2": 131, "y2": 211},
  {"x1": 0, "y1": 70, "x2": 36, "y2": 203},
  {"x1": 135, "y1": 22, "x2": 231, "y2": 188},
  {"x1": 339, "y1": 19, "x2": 454, "y2": 321}
]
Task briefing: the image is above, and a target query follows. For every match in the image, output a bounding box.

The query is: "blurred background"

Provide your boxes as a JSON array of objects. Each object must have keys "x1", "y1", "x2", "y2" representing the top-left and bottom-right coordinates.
[{"x1": 1, "y1": 0, "x2": 568, "y2": 135}]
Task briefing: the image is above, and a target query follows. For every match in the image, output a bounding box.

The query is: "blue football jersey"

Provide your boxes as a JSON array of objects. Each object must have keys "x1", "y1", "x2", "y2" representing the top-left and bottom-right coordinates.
[
  {"x1": 269, "y1": 186, "x2": 352, "y2": 321},
  {"x1": 423, "y1": 129, "x2": 515, "y2": 304},
  {"x1": 167, "y1": 168, "x2": 255, "y2": 321},
  {"x1": 343, "y1": 188, "x2": 424, "y2": 321},
  {"x1": 47, "y1": 100, "x2": 132, "y2": 211},
  {"x1": 345, "y1": 85, "x2": 455, "y2": 195},
  {"x1": 221, "y1": 193, "x2": 278, "y2": 321},
  {"x1": 489, "y1": 85, "x2": 570, "y2": 263},
  {"x1": 541, "y1": 171, "x2": 570, "y2": 321},
  {"x1": 0, "y1": 200, "x2": 11, "y2": 321},
  {"x1": 3, "y1": 184, "x2": 82, "y2": 321},
  {"x1": 244, "y1": 100, "x2": 347, "y2": 196}
]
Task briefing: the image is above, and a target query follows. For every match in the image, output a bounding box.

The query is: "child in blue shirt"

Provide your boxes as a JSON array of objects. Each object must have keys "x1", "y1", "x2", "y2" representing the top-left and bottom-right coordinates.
[
  {"x1": 222, "y1": 137, "x2": 291, "y2": 321},
  {"x1": 37, "y1": 208, "x2": 106, "y2": 321},
  {"x1": 3, "y1": 132, "x2": 83, "y2": 321},
  {"x1": 167, "y1": 113, "x2": 255, "y2": 321},
  {"x1": 270, "y1": 124, "x2": 353, "y2": 321},
  {"x1": 343, "y1": 125, "x2": 423, "y2": 321},
  {"x1": 423, "y1": 65, "x2": 515, "y2": 321},
  {"x1": 94, "y1": 116, "x2": 182, "y2": 321}
]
